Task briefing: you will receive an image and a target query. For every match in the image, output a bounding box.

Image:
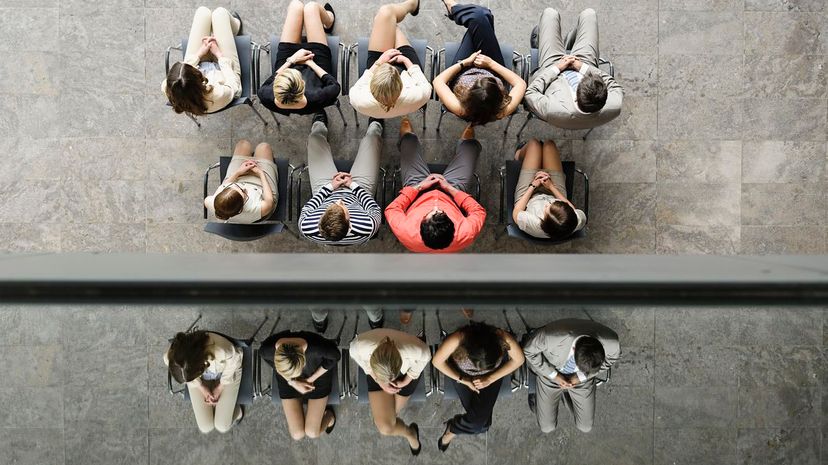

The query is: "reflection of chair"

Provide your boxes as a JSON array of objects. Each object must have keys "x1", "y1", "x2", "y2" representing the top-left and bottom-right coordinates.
[
  {"x1": 202, "y1": 156, "x2": 302, "y2": 241},
  {"x1": 498, "y1": 158, "x2": 589, "y2": 245},
  {"x1": 434, "y1": 43, "x2": 525, "y2": 134},
  {"x1": 345, "y1": 37, "x2": 434, "y2": 130},
  {"x1": 260, "y1": 35, "x2": 348, "y2": 127},
  {"x1": 164, "y1": 35, "x2": 268, "y2": 127},
  {"x1": 390, "y1": 163, "x2": 481, "y2": 201},
  {"x1": 167, "y1": 314, "x2": 268, "y2": 406},
  {"x1": 516, "y1": 29, "x2": 616, "y2": 140}
]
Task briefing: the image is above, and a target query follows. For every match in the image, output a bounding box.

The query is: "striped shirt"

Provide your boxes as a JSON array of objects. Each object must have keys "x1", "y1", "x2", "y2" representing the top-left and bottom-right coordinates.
[{"x1": 299, "y1": 182, "x2": 381, "y2": 246}]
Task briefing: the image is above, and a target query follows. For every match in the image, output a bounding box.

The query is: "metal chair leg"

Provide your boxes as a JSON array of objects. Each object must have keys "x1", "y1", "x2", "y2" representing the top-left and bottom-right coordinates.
[
  {"x1": 269, "y1": 111, "x2": 281, "y2": 127},
  {"x1": 336, "y1": 101, "x2": 347, "y2": 126},
  {"x1": 249, "y1": 102, "x2": 268, "y2": 126},
  {"x1": 421, "y1": 104, "x2": 427, "y2": 131},
  {"x1": 582, "y1": 127, "x2": 594, "y2": 140},
  {"x1": 503, "y1": 112, "x2": 515, "y2": 135},
  {"x1": 187, "y1": 113, "x2": 201, "y2": 128},
  {"x1": 516, "y1": 113, "x2": 532, "y2": 139},
  {"x1": 436, "y1": 108, "x2": 446, "y2": 133},
  {"x1": 353, "y1": 108, "x2": 360, "y2": 127}
]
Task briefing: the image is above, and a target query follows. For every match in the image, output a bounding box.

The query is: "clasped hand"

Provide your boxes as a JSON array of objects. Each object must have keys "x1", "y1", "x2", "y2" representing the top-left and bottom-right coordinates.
[
  {"x1": 289, "y1": 49, "x2": 315, "y2": 65},
  {"x1": 416, "y1": 174, "x2": 451, "y2": 191},
  {"x1": 197, "y1": 36, "x2": 223, "y2": 60},
  {"x1": 238, "y1": 160, "x2": 261, "y2": 176},
  {"x1": 379, "y1": 375, "x2": 412, "y2": 394},
  {"x1": 331, "y1": 172, "x2": 352, "y2": 189},
  {"x1": 531, "y1": 171, "x2": 550, "y2": 188},
  {"x1": 460, "y1": 50, "x2": 493, "y2": 70},
  {"x1": 556, "y1": 55, "x2": 583, "y2": 72},
  {"x1": 553, "y1": 373, "x2": 580, "y2": 389},
  {"x1": 289, "y1": 378, "x2": 316, "y2": 394}
]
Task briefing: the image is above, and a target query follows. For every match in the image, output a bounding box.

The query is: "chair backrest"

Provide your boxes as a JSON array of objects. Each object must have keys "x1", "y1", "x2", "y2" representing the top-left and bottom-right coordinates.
[
  {"x1": 269, "y1": 35, "x2": 341, "y2": 82},
  {"x1": 356, "y1": 37, "x2": 429, "y2": 77},
  {"x1": 181, "y1": 35, "x2": 252, "y2": 100}
]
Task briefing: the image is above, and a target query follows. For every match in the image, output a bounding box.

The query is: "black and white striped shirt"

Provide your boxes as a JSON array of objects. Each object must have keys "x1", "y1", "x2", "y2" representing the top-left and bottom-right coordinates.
[{"x1": 299, "y1": 183, "x2": 381, "y2": 246}]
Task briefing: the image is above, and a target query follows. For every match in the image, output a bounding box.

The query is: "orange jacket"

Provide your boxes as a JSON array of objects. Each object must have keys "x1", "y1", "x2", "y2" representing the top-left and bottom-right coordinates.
[{"x1": 385, "y1": 186, "x2": 486, "y2": 253}]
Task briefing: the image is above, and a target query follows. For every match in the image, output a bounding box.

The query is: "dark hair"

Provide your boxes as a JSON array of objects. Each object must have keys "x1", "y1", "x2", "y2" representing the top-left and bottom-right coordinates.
[
  {"x1": 458, "y1": 76, "x2": 510, "y2": 126},
  {"x1": 214, "y1": 187, "x2": 245, "y2": 220},
  {"x1": 167, "y1": 330, "x2": 210, "y2": 383},
  {"x1": 420, "y1": 211, "x2": 455, "y2": 250},
  {"x1": 165, "y1": 62, "x2": 210, "y2": 115},
  {"x1": 457, "y1": 322, "x2": 507, "y2": 372},
  {"x1": 576, "y1": 74, "x2": 607, "y2": 113},
  {"x1": 319, "y1": 204, "x2": 349, "y2": 241},
  {"x1": 574, "y1": 336, "x2": 605, "y2": 375},
  {"x1": 539, "y1": 202, "x2": 578, "y2": 240}
]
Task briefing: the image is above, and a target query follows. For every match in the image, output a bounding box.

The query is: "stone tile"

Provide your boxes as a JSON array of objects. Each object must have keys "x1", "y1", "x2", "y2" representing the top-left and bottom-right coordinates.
[
  {"x1": 600, "y1": 9, "x2": 659, "y2": 55},
  {"x1": 655, "y1": 140, "x2": 742, "y2": 183},
  {"x1": 0, "y1": 51, "x2": 59, "y2": 95},
  {"x1": 610, "y1": 54, "x2": 658, "y2": 98},
  {"x1": 656, "y1": 183, "x2": 741, "y2": 226},
  {"x1": 62, "y1": 0, "x2": 143, "y2": 9},
  {"x1": 0, "y1": 388, "x2": 62, "y2": 428},
  {"x1": 660, "y1": 0, "x2": 742, "y2": 10},
  {"x1": 595, "y1": 386, "x2": 654, "y2": 428},
  {"x1": 655, "y1": 308, "x2": 742, "y2": 348},
  {"x1": 61, "y1": 306, "x2": 148, "y2": 349},
  {"x1": 737, "y1": 427, "x2": 821, "y2": 465},
  {"x1": 0, "y1": 345, "x2": 63, "y2": 388},
  {"x1": 746, "y1": 0, "x2": 825, "y2": 10},
  {"x1": 659, "y1": 11, "x2": 744, "y2": 55},
  {"x1": 737, "y1": 346, "x2": 823, "y2": 387},
  {"x1": 654, "y1": 428, "x2": 737, "y2": 465},
  {"x1": 603, "y1": 346, "x2": 654, "y2": 387},
  {"x1": 658, "y1": 54, "x2": 744, "y2": 98},
  {"x1": 741, "y1": 183, "x2": 825, "y2": 226},
  {"x1": 149, "y1": 427, "x2": 248, "y2": 465},
  {"x1": 587, "y1": 183, "x2": 656, "y2": 226},
  {"x1": 585, "y1": 307, "x2": 656, "y2": 347},
  {"x1": 743, "y1": 98, "x2": 827, "y2": 141},
  {"x1": 146, "y1": 179, "x2": 204, "y2": 223},
  {"x1": 570, "y1": 224, "x2": 657, "y2": 253},
  {"x1": 655, "y1": 345, "x2": 740, "y2": 386},
  {"x1": 737, "y1": 307, "x2": 823, "y2": 346},
  {"x1": 737, "y1": 386, "x2": 821, "y2": 427},
  {"x1": 0, "y1": 428, "x2": 64, "y2": 465},
  {"x1": 0, "y1": 306, "x2": 64, "y2": 345},
  {"x1": 0, "y1": 8, "x2": 59, "y2": 51},
  {"x1": 64, "y1": 344, "x2": 148, "y2": 389},
  {"x1": 588, "y1": 96, "x2": 658, "y2": 140},
  {"x1": 0, "y1": 180, "x2": 63, "y2": 224},
  {"x1": 146, "y1": 223, "x2": 225, "y2": 253},
  {"x1": 744, "y1": 11, "x2": 828, "y2": 54},
  {"x1": 233, "y1": 417, "x2": 320, "y2": 465},
  {"x1": 60, "y1": 48, "x2": 146, "y2": 95},
  {"x1": 656, "y1": 225, "x2": 740, "y2": 254},
  {"x1": 575, "y1": 140, "x2": 657, "y2": 183},
  {"x1": 0, "y1": 224, "x2": 62, "y2": 253},
  {"x1": 0, "y1": 138, "x2": 62, "y2": 183},
  {"x1": 0, "y1": 95, "x2": 61, "y2": 139},
  {"x1": 145, "y1": 93, "x2": 232, "y2": 139},
  {"x1": 64, "y1": 384, "x2": 149, "y2": 429},
  {"x1": 742, "y1": 141, "x2": 826, "y2": 183},
  {"x1": 146, "y1": 138, "x2": 231, "y2": 181},
  {"x1": 61, "y1": 223, "x2": 147, "y2": 252},
  {"x1": 65, "y1": 425, "x2": 148, "y2": 465},
  {"x1": 61, "y1": 180, "x2": 147, "y2": 224},
  {"x1": 149, "y1": 388, "x2": 197, "y2": 428},
  {"x1": 740, "y1": 226, "x2": 827, "y2": 254},
  {"x1": 60, "y1": 93, "x2": 147, "y2": 138},
  {"x1": 146, "y1": 306, "x2": 236, "y2": 347},
  {"x1": 60, "y1": 8, "x2": 145, "y2": 52},
  {"x1": 654, "y1": 387, "x2": 737, "y2": 428},
  {"x1": 657, "y1": 96, "x2": 742, "y2": 140},
  {"x1": 145, "y1": 8, "x2": 211, "y2": 53},
  {"x1": 744, "y1": 54, "x2": 827, "y2": 99},
  {"x1": 60, "y1": 137, "x2": 148, "y2": 181}
]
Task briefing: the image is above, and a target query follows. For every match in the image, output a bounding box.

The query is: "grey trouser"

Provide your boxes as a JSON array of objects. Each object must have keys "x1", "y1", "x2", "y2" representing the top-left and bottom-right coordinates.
[
  {"x1": 308, "y1": 121, "x2": 382, "y2": 195},
  {"x1": 311, "y1": 307, "x2": 384, "y2": 323},
  {"x1": 538, "y1": 8, "x2": 600, "y2": 70},
  {"x1": 535, "y1": 377, "x2": 596, "y2": 433},
  {"x1": 398, "y1": 133, "x2": 481, "y2": 193}
]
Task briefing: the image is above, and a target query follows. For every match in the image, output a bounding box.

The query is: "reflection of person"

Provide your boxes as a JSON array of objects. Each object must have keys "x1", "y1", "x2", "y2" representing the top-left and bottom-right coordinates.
[
  {"x1": 350, "y1": 329, "x2": 431, "y2": 455},
  {"x1": 311, "y1": 307, "x2": 384, "y2": 334},
  {"x1": 204, "y1": 140, "x2": 277, "y2": 224},
  {"x1": 523, "y1": 319, "x2": 620, "y2": 433},
  {"x1": 259, "y1": 330, "x2": 340, "y2": 440},
  {"x1": 164, "y1": 331, "x2": 243, "y2": 433},
  {"x1": 162, "y1": 7, "x2": 242, "y2": 115},
  {"x1": 432, "y1": 322, "x2": 524, "y2": 450}
]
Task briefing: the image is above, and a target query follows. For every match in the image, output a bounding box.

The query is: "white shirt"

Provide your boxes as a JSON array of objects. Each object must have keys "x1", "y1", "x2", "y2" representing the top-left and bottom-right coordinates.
[
  {"x1": 349, "y1": 65, "x2": 432, "y2": 119},
  {"x1": 205, "y1": 182, "x2": 264, "y2": 224},
  {"x1": 516, "y1": 194, "x2": 587, "y2": 239}
]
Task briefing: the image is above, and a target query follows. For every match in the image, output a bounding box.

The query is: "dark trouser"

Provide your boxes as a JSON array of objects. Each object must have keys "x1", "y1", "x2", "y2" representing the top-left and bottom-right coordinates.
[
  {"x1": 399, "y1": 133, "x2": 481, "y2": 193},
  {"x1": 448, "y1": 377, "x2": 503, "y2": 435},
  {"x1": 449, "y1": 3, "x2": 505, "y2": 66}
]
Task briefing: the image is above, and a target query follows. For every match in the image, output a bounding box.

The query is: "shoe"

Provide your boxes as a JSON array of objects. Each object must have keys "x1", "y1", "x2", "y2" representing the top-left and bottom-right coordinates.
[
  {"x1": 231, "y1": 405, "x2": 245, "y2": 428},
  {"x1": 437, "y1": 422, "x2": 451, "y2": 452},
  {"x1": 323, "y1": 3, "x2": 336, "y2": 34},
  {"x1": 439, "y1": 0, "x2": 452, "y2": 17},
  {"x1": 313, "y1": 317, "x2": 329, "y2": 334},
  {"x1": 313, "y1": 110, "x2": 329, "y2": 127},
  {"x1": 528, "y1": 393, "x2": 537, "y2": 414},
  {"x1": 412, "y1": 0, "x2": 421, "y2": 16},
  {"x1": 368, "y1": 316, "x2": 385, "y2": 329},
  {"x1": 231, "y1": 11, "x2": 243, "y2": 35},
  {"x1": 409, "y1": 423, "x2": 421, "y2": 456},
  {"x1": 368, "y1": 117, "x2": 385, "y2": 133},
  {"x1": 530, "y1": 25, "x2": 539, "y2": 49},
  {"x1": 324, "y1": 407, "x2": 337, "y2": 434}
]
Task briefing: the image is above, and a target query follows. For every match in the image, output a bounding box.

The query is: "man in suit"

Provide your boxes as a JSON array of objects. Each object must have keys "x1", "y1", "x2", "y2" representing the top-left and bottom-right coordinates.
[
  {"x1": 524, "y1": 8, "x2": 623, "y2": 130},
  {"x1": 523, "y1": 318, "x2": 620, "y2": 433}
]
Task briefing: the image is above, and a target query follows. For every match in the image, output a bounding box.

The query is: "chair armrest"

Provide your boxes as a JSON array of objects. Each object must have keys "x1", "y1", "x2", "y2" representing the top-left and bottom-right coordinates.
[
  {"x1": 203, "y1": 162, "x2": 220, "y2": 220},
  {"x1": 164, "y1": 44, "x2": 182, "y2": 74},
  {"x1": 512, "y1": 51, "x2": 524, "y2": 79},
  {"x1": 574, "y1": 167, "x2": 589, "y2": 219},
  {"x1": 292, "y1": 165, "x2": 309, "y2": 223},
  {"x1": 167, "y1": 371, "x2": 185, "y2": 396},
  {"x1": 473, "y1": 173, "x2": 481, "y2": 201},
  {"x1": 432, "y1": 48, "x2": 445, "y2": 101},
  {"x1": 498, "y1": 165, "x2": 506, "y2": 224},
  {"x1": 344, "y1": 43, "x2": 357, "y2": 95},
  {"x1": 599, "y1": 58, "x2": 614, "y2": 78},
  {"x1": 251, "y1": 42, "x2": 260, "y2": 92}
]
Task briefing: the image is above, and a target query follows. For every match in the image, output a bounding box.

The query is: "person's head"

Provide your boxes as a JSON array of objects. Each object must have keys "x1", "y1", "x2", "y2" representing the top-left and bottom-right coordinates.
[
  {"x1": 369, "y1": 337, "x2": 402, "y2": 384},
  {"x1": 273, "y1": 343, "x2": 306, "y2": 379},
  {"x1": 420, "y1": 208, "x2": 455, "y2": 250},
  {"x1": 319, "y1": 201, "x2": 350, "y2": 241},
  {"x1": 574, "y1": 336, "x2": 605, "y2": 376},
  {"x1": 165, "y1": 62, "x2": 210, "y2": 115},
  {"x1": 167, "y1": 330, "x2": 210, "y2": 383},
  {"x1": 576, "y1": 74, "x2": 608, "y2": 113},
  {"x1": 273, "y1": 68, "x2": 306, "y2": 106},
  {"x1": 539, "y1": 201, "x2": 578, "y2": 240},
  {"x1": 457, "y1": 322, "x2": 507, "y2": 373},
  {"x1": 458, "y1": 77, "x2": 510, "y2": 126},
  {"x1": 370, "y1": 63, "x2": 403, "y2": 112},
  {"x1": 213, "y1": 183, "x2": 247, "y2": 220}
]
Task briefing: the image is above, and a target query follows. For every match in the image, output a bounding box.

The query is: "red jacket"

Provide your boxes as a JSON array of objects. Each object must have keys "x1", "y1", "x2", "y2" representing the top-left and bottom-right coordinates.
[{"x1": 385, "y1": 186, "x2": 487, "y2": 253}]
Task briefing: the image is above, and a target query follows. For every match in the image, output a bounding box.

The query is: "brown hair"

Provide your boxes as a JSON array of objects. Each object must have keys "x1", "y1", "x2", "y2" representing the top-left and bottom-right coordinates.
[
  {"x1": 165, "y1": 62, "x2": 211, "y2": 115},
  {"x1": 539, "y1": 201, "x2": 578, "y2": 240},
  {"x1": 319, "y1": 204, "x2": 349, "y2": 241},
  {"x1": 576, "y1": 73, "x2": 608, "y2": 113},
  {"x1": 214, "y1": 187, "x2": 245, "y2": 220},
  {"x1": 369, "y1": 63, "x2": 403, "y2": 112},
  {"x1": 167, "y1": 330, "x2": 211, "y2": 384},
  {"x1": 456, "y1": 76, "x2": 510, "y2": 126}
]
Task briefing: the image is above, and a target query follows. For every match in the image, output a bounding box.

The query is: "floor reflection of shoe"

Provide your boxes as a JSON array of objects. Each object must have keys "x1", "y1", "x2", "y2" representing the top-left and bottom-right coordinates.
[
  {"x1": 399, "y1": 311, "x2": 413, "y2": 325},
  {"x1": 368, "y1": 316, "x2": 384, "y2": 329},
  {"x1": 528, "y1": 393, "x2": 537, "y2": 414},
  {"x1": 313, "y1": 317, "x2": 329, "y2": 334}
]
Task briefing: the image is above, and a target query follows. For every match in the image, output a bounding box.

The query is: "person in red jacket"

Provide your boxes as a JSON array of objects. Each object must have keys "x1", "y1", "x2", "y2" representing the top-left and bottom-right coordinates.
[{"x1": 385, "y1": 118, "x2": 486, "y2": 253}]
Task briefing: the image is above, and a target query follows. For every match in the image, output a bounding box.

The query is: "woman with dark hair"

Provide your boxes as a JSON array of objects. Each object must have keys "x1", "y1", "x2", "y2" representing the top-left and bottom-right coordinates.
[
  {"x1": 431, "y1": 321, "x2": 524, "y2": 450},
  {"x1": 258, "y1": 330, "x2": 341, "y2": 440},
  {"x1": 204, "y1": 140, "x2": 277, "y2": 224},
  {"x1": 512, "y1": 139, "x2": 587, "y2": 240},
  {"x1": 162, "y1": 7, "x2": 243, "y2": 115},
  {"x1": 432, "y1": 0, "x2": 525, "y2": 126},
  {"x1": 164, "y1": 330, "x2": 244, "y2": 434}
]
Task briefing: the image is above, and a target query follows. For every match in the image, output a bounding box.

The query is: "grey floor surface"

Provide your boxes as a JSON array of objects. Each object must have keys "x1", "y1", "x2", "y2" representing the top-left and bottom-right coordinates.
[
  {"x1": 0, "y1": 0, "x2": 826, "y2": 254},
  {"x1": 0, "y1": 305, "x2": 825, "y2": 465}
]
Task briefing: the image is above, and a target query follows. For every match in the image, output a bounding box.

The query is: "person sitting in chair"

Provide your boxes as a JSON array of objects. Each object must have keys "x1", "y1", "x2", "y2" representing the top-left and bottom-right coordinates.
[{"x1": 204, "y1": 140, "x2": 277, "y2": 224}]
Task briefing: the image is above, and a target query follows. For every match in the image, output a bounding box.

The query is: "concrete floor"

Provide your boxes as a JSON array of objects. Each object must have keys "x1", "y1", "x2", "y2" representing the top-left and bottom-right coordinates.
[{"x1": 0, "y1": 0, "x2": 825, "y2": 254}]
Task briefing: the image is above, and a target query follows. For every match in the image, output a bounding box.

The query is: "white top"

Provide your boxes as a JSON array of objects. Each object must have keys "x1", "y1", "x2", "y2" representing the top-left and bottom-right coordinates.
[
  {"x1": 349, "y1": 328, "x2": 431, "y2": 379},
  {"x1": 349, "y1": 65, "x2": 432, "y2": 119},
  {"x1": 161, "y1": 56, "x2": 242, "y2": 114},
  {"x1": 516, "y1": 194, "x2": 587, "y2": 239},
  {"x1": 205, "y1": 182, "x2": 264, "y2": 224},
  {"x1": 163, "y1": 332, "x2": 243, "y2": 387}
]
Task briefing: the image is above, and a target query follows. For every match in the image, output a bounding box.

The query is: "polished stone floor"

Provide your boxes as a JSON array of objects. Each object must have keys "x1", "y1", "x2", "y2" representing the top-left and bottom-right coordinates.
[
  {"x1": 0, "y1": 0, "x2": 825, "y2": 254},
  {"x1": 0, "y1": 305, "x2": 824, "y2": 465}
]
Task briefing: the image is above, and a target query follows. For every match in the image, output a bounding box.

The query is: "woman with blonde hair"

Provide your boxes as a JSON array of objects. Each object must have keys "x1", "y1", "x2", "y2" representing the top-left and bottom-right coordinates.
[
  {"x1": 349, "y1": 0, "x2": 432, "y2": 120},
  {"x1": 259, "y1": 329, "x2": 341, "y2": 440},
  {"x1": 258, "y1": 0, "x2": 341, "y2": 116},
  {"x1": 350, "y1": 328, "x2": 430, "y2": 455}
]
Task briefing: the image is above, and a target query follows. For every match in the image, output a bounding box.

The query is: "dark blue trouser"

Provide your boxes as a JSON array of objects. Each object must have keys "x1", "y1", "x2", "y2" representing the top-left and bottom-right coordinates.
[
  {"x1": 448, "y1": 376, "x2": 504, "y2": 435},
  {"x1": 449, "y1": 3, "x2": 505, "y2": 67}
]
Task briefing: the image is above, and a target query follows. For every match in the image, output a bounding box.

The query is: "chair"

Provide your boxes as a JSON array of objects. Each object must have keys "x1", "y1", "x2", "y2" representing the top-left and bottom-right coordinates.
[
  {"x1": 390, "y1": 163, "x2": 482, "y2": 201},
  {"x1": 516, "y1": 29, "x2": 616, "y2": 140},
  {"x1": 344, "y1": 38, "x2": 433, "y2": 130},
  {"x1": 202, "y1": 156, "x2": 302, "y2": 241},
  {"x1": 498, "y1": 158, "x2": 589, "y2": 245},
  {"x1": 294, "y1": 159, "x2": 388, "y2": 226},
  {"x1": 167, "y1": 314, "x2": 269, "y2": 407},
  {"x1": 165, "y1": 35, "x2": 268, "y2": 128},
  {"x1": 260, "y1": 35, "x2": 348, "y2": 127},
  {"x1": 434, "y1": 43, "x2": 525, "y2": 134}
]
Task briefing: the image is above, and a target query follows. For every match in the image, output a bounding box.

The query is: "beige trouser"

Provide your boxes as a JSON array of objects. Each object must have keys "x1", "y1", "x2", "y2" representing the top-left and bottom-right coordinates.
[
  {"x1": 307, "y1": 121, "x2": 383, "y2": 195},
  {"x1": 538, "y1": 8, "x2": 599, "y2": 70},
  {"x1": 184, "y1": 7, "x2": 242, "y2": 77},
  {"x1": 535, "y1": 377, "x2": 596, "y2": 433},
  {"x1": 187, "y1": 381, "x2": 241, "y2": 434}
]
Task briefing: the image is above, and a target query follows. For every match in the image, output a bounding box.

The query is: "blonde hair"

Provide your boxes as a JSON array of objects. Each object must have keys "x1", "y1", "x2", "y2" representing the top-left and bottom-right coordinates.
[
  {"x1": 274, "y1": 343, "x2": 306, "y2": 379},
  {"x1": 369, "y1": 337, "x2": 402, "y2": 383},
  {"x1": 369, "y1": 63, "x2": 403, "y2": 112},
  {"x1": 273, "y1": 68, "x2": 306, "y2": 105}
]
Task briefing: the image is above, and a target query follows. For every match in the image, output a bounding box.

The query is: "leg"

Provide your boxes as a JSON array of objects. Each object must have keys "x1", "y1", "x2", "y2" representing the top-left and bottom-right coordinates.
[
  {"x1": 448, "y1": 377, "x2": 502, "y2": 436},
  {"x1": 535, "y1": 379, "x2": 564, "y2": 433},
  {"x1": 541, "y1": 140, "x2": 564, "y2": 172},
  {"x1": 394, "y1": 392, "x2": 411, "y2": 415},
  {"x1": 570, "y1": 8, "x2": 599, "y2": 67},
  {"x1": 537, "y1": 8, "x2": 566, "y2": 71},
  {"x1": 281, "y1": 0, "x2": 305, "y2": 44},
  {"x1": 304, "y1": 2, "x2": 334, "y2": 45},
  {"x1": 349, "y1": 121, "x2": 383, "y2": 196},
  {"x1": 184, "y1": 7, "x2": 213, "y2": 63},
  {"x1": 233, "y1": 139, "x2": 254, "y2": 158},
  {"x1": 304, "y1": 397, "x2": 333, "y2": 438},
  {"x1": 567, "y1": 380, "x2": 597, "y2": 433},
  {"x1": 395, "y1": 28, "x2": 411, "y2": 48},
  {"x1": 282, "y1": 398, "x2": 307, "y2": 441},
  {"x1": 369, "y1": 391, "x2": 418, "y2": 447},
  {"x1": 368, "y1": 1, "x2": 418, "y2": 51},
  {"x1": 398, "y1": 124, "x2": 430, "y2": 187},
  {"x1": 253, "y1": 142, "x2": 273, "y2": 161},
  {"x1": 310, "y1": 309, "x2": 329, "y2": 323},
  {"x1": 307, "y1": 122, "x2": 339, "y2": 194},
  {"x1": 449, "y1": 3, "x2": 504, "y2": 65},
  {"x1": 213, "y1": 381, "x2": 241, "y2": 433},
  {"x1": 442, "y1": 129, "x2": 481, "y2": 193},
  {"x1": 187, "y1": 383, "x2": 215, "y2": 434},
  {"x1": 211, "y1": 8, "x2": 241, "y2": 82}
]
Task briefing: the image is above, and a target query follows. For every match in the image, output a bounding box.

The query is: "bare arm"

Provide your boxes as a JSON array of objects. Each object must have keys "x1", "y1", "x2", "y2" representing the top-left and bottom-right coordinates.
[
  {"x1": 512, "y1": 183, "x2": 538, "y2": 223},
  {"x1": 488, "y1": 61, "x2": 526, "y2": 117},
  {"x1": 433, "y1": 61, "x2": 466, "y2": 116},
  {"x1": 256, "y1": 168, "x2": 274, "y2": 217},
  {"x1": 479, "y1": 330, "x2": 525, "y2": 384}
]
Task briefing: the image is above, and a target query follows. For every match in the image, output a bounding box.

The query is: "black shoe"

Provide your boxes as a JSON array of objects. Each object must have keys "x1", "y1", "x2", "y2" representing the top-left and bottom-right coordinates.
[
  {"x1": 231, "y1": 405, "x2": 245, "y2": 428},
  {"x1": 412, "y1": 0, "x2": 421, "y2": 16},
  {"x1": 440, "y1": 0, "x2": 452, "y2": 17},
  {"x1": 324, "y1": 407, "x2": 337, "y2": 434},
  {"x1": 437, "y1": 422, "x2": 451, "y2": 452},
  {"x1": 313, "y1": 317, "x2": 329, "y2": 334},
  {"x1": 313, "y1": 110, "x2": 328, "y2": 127},
  {"x1": 323, "y1": 3, "x2": 336, "y2": 33},
  {"x1": 530, "y1": 25, "x2": 539, "y2": 49},
  {"x1": 368, "y1": 316, "x2": 384, "y2": 329},
  {"x1": 528, "y1": 393, "x2": 537, "y2": 414},
  {"x1": 231, "y1": 11, "x2": 243, "y2": 35},
  {"x1": 409, "y1": 423, "x2": 421, "y2": 456},
  {"x1": 368, "y1": 117, "x2": 385, "y2": 132}
]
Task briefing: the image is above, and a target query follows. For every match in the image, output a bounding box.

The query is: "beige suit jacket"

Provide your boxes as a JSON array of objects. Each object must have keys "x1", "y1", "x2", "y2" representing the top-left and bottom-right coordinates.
[{"x1": 523, "y1": 318, "x2": 620, "y2": 382}]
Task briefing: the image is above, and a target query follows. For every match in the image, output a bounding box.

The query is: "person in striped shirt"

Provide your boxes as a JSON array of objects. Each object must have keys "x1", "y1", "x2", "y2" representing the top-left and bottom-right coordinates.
[{"x1": 299, "y1": 111, "x2": 383, "y2": 246}]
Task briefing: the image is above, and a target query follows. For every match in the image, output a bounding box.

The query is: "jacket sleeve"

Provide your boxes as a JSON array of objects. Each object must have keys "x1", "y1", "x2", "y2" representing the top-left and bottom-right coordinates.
[
  {"x1": 384, "y1": 186, "x2": 418, "y2": 235},
  {"x1": 219, "y1": 347, "x2": 243, "y2": 386},
  {"x1": 217, "y1": 56, "x2": 242, "y2": 98},
  {"x1": 524, "y1": 65, "x2": 561, "y2": 121},
  {"x1": 598, "y1": 70, "x2": 623, "y2": 121},
  {"x1": 349, "y1": 336, "x2": 372, "y2": 374},
  {"x1": 317, "y1": 73, "x2": 342, "y2": 107},
  {"x1": 523, "y1": 327, "x2": 557, "y2": 379},
  {"x1": 258, "y1": 73, "x2": 279, "y2": 112},
  {"x1": 350, "y1": 184, "x2": 382, "y2": 236},
  {"x1": 315, "y1": 335, "x2": 342, "y2": 371},
  {"x1": 299, "y1": 185, "x2": 333, "y2": 237},
  {"x1": 398, "y1": 65, "x2": 432, "y2": 110},
  {"x1": 452, "y1": 190, "x2": 486, "y2": 247},
  {"x1": 348, "y1": 70, "x2": 374, "y2": 114}
]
